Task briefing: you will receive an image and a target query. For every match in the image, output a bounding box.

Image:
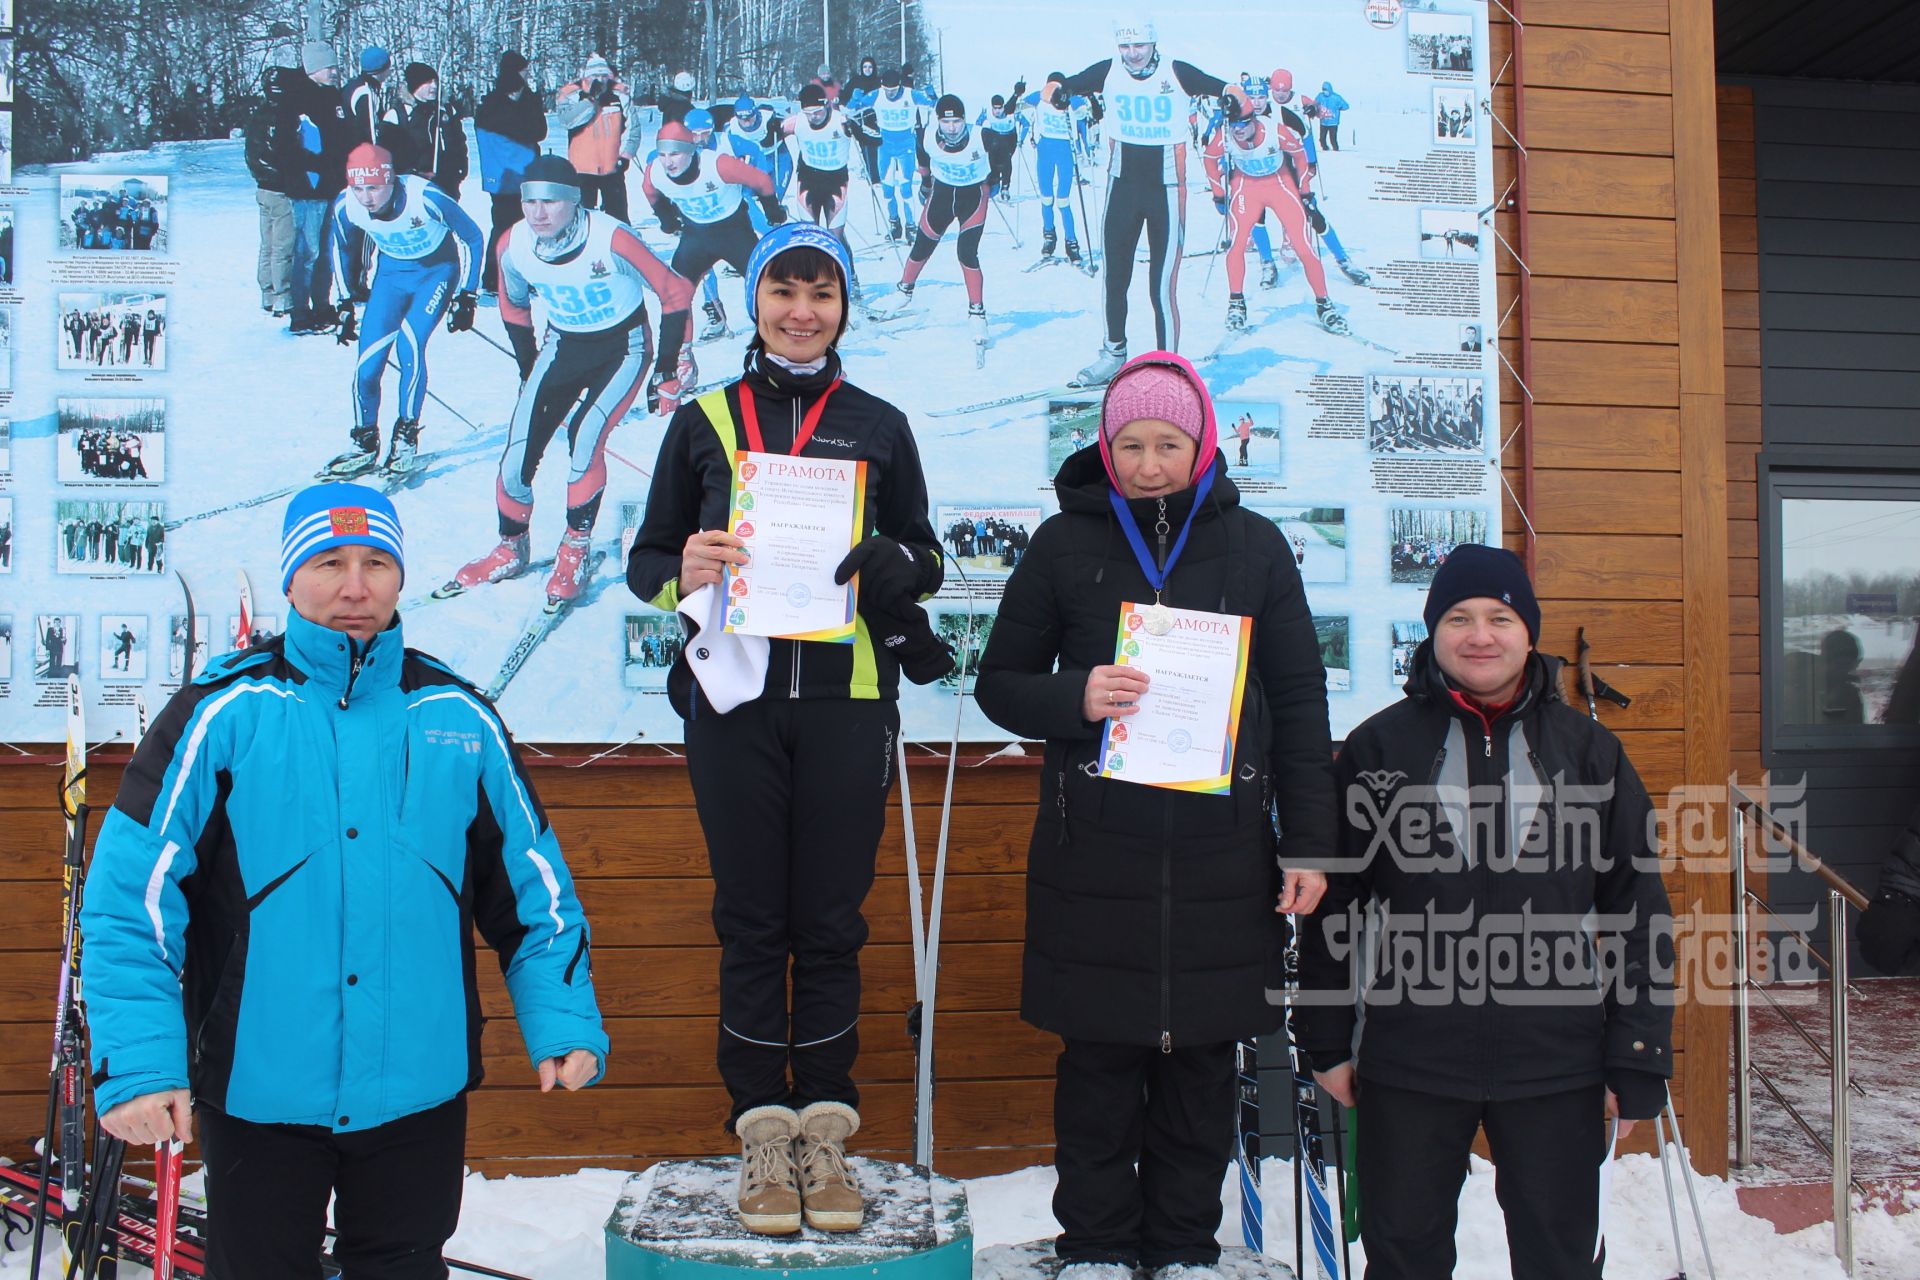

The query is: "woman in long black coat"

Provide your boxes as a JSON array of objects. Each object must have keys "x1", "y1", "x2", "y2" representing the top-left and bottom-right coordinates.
[{"x1": 975, "y1": 351, "x2": 1336, "y2": 1280}]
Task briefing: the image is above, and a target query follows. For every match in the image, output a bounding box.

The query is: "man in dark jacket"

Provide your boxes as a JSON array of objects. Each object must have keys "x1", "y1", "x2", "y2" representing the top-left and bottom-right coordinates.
[
  {"x1": 245, "y1": 54, "x2": 298, "y2": 314},
  {"x1": 1297, "y1": 544, "x2": 1674, "y2": 1280},
  {"x1": 1861, "y1": 802, "x2": 1920, "y2": 974},
  {"x1": 474, "y1": 51, "x2": 547, "y2": 293},
  {"x1": 284, "y1": 41, "x2": 350, "y2": 333},
  {"x1": 396, "y1": 62, "x2": 470, "y2": 196}
]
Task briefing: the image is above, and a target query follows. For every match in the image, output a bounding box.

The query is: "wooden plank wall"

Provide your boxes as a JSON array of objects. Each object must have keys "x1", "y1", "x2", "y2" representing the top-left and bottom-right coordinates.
[
  {"x1": 1722, "y1": 85, "x2": 1762, "y2": 793},
  {"x1": 0, "y1": 0, "x2": 1734, "y2": 1179}
]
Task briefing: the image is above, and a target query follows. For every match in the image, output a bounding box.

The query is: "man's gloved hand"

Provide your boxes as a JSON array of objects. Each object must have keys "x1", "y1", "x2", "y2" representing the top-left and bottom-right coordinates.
[
  {"x1": 334, "y1": 300, "x2": 358, "y2": 345},
  {"x1": 834, "y1": 534, "x2": 935, "y2": 610},
  {"x1": 918, "y1": 172, "x2": 934, "y2": 204},
  {"x1": 616, "y1": 154, "x2": 632, "y2": 173},
  {"x1": 1860, "y1": 887, "x2": 1920, "y2": 975},
  {"x1": 446, "y1": 290, "x2": 478, "y2": 333}
]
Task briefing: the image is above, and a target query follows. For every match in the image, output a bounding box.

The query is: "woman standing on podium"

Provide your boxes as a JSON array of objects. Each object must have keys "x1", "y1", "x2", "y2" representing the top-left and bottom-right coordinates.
[
  {"x1": 975, "y1": 352, "x2": 1335, "y2": 1280},
  {"x1": 626, "y1": 222, "x2": 952, "y2": 1237}
]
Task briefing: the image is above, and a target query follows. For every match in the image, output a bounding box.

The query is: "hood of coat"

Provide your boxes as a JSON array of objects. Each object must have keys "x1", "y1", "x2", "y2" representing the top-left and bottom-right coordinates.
[
  {"x1": 1403, "y1": 637, "x2": 1566, "y2": 716},
  {"x1": 1095, "y1": 350, "x2": 1221, "y2": 492}
]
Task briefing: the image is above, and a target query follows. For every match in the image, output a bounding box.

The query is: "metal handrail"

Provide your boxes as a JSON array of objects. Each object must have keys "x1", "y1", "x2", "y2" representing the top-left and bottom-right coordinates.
[{"x1": 1729, "y1": 784, "x2": 1861, "y2": 1274}]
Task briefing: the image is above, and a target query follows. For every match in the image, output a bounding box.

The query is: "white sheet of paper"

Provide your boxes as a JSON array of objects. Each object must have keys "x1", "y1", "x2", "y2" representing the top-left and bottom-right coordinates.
[
  {"x1": 1098, "y1": 603, "x2": 1251, "y2": 792},
  {"x1": 721, "y1": 451, "x2": 865, "y2": 642},
  {"x1": 1594, "y1": 1115, "x2": 1620, "y2": 1263}
]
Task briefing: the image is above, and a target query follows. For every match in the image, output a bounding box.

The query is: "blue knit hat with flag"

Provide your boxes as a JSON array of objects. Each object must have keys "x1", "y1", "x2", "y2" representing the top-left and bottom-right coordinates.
[
  {"x1": 280, "y1": 482, "x2": 405, "y2": 594},
  {"x1": 744, "y1": 223, "x2": 855, "y2": 323}
]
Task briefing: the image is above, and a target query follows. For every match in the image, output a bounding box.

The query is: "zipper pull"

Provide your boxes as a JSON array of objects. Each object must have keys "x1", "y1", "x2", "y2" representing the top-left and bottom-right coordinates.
[
  {"x1": 1483, "y1": 732, "x2": 1492, "y2": 758},
  {"x1": 1056, "y1": 770, "x2": 1069, "y2": 845},
  {"x1": 1160, "y1": 1031, "x2": 1172, "y2": 1054}
]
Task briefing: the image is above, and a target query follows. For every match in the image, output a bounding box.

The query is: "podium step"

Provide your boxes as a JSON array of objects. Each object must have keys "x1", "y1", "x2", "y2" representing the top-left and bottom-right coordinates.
[
  {"x1": 606, "y1": 1158, "x2": 972, "y2": 1280},
  {"x1": 974, "y1": 1241, "x2": 1297, "y2": 1280}
]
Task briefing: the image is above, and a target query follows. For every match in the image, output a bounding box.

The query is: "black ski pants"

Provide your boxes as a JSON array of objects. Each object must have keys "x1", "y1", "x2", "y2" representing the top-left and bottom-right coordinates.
[
  {"x1": 198, "y1": 1094, "x2": 466, "y2": 1280},
  {"x1": 686, "y1": 695, "x2": 898, "y2": 1126},
  {"x1": 578, "y1": 169, "x2": 630, "y2": 223},
  {"x1": 1052, "y1": 1037, "x2": 1235, "y2": 1269},
  {"x1": 485, "y1": 193, "x2": 521, "y2": 292},
  {"x1": 1356, "y1": 1077, "x2": 1607, "y2": 1280},
  {"x1": 670, "y1": 206, "x2": 760, "y2": 302},
  {"x1": 1100, "y1": 169, "x2": 1186, "y2": 350}
]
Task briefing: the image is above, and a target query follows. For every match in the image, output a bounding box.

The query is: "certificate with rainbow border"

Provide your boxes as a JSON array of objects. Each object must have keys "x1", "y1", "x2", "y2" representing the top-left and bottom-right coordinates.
[
  {"x1": 721, "y1": 451, "x2": 867, "y2": 643},
  {"x1": 1097, "y1": 603, "x2": 1252, "y2": 793}
]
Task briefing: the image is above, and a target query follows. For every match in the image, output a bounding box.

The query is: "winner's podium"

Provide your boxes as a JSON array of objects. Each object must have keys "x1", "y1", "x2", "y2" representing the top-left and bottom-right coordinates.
[{"x1": 606, "y1": 1158, "x2": 973, "y2": 1280}]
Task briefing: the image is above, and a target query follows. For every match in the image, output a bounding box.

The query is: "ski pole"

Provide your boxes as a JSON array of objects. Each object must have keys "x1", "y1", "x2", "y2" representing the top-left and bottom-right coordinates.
[
  {"x1": 1653, "y1": 1109, "x2": 1690, "y2": 1279},
  {"x1": 153, "y1": 1139, "x2": 184, "y2": 1280},
  {"x1": 1328, "y1": 1099, "x2": 1354, "y2": 1279},
  {"x1": 1661, "y1": 1095, "x2": 1719, "y2": 1280},
  {"x1": 989, "y1": 190, "x2": 1024, "y2": 249}
]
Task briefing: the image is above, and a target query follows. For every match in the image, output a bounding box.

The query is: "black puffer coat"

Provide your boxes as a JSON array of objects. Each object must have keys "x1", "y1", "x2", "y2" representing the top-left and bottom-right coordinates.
[
  {"x1": 1295, "y1": 642, "x2": 1675, "y2": 1109},
  {"x1": 975, "y1": 446, "x2": 1335, "y2": 1048}
]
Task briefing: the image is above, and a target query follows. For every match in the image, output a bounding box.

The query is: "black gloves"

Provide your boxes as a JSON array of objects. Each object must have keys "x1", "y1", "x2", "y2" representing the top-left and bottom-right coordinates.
[
  {"x1": 834, "y1": 535, "x2": 938, "y2": 611},
  {"x1": 446, "y1": 290, "x2": 477, "y2": 333},
  {"x1": 1605, "y1": 1068, "x2": 1668, "y2": 1123},
  {"x1": 866, "y1": 597, "x2": 955, "y2": 685},
  {"x1": 334, "y1": 300, "x2": 358, "y2": 345},
  {"x1": 918, "y1": 172, "x2": 933, "y2": 203},
  {"x1": 506, "y1": 320, "x2": 538, "y2": 380},
  {"x1": 616, "y1": 154, "x2": 631, "y2": 172},
  {"x1": 1860, "y1": 887, "x2": 1920, "y2": 976},
  {"x1": 653, "y1": 200, "x2": 683, "y2": 235},
  {"x1": 761, "y1": 195, "x2": 789, "y2": 225},
  {"x1": 1050, "y1": 85, "x2": 1070, "y2": 110}
]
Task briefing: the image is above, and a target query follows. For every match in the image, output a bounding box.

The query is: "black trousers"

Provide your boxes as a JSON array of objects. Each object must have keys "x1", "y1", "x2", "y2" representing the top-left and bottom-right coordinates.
[
  {"x1": 1053, "y1": 1037, "x2": 1235, "y2": 1269},
  {"x1": 198, "y1": 1094, "x2": 467, "y2": 1280},
  {"x1": 485, "y1": 192, "x2": 521, "y2": 292},
  {"x1": 1101, "y1": 170, "x2": 1185, "y2": 350},
  {"x1": 1356, "y1": 1077, "x2": 1606, "y2": 1280},
  {"x1": 578, "y1": 169, "x2": 630, "y2": 222},
  {"x1": 686, "y1": 696, "x2": 898, "y2": 1125}
]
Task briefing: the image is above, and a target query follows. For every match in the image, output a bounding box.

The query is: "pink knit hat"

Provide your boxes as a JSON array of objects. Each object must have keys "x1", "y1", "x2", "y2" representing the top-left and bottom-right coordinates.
[
  {"x1": 1102, "y1": 362, "x2": 1205, "y2": 444},
  {"x1": 1097, "y1": 352, "x2": 1219, "y2": 488}
]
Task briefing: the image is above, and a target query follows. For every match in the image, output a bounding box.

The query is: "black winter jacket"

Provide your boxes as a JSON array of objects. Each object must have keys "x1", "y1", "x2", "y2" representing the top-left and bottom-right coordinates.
[
  {"x1": 475, "y1": 77, "x2": 549, "y2": 149},
  {"x1": 1295, "y1": 643, "x2": 1675, "y2": 1113},
  {"x1": 975, "y1": 446, "x2": 1335, "y2": 1048},
  {"x1": 395, "y1": 102, "x2": 471, "y2": 197},
  {"x1": 626, "y1": 351, "x2": 943, "y2": 716}
]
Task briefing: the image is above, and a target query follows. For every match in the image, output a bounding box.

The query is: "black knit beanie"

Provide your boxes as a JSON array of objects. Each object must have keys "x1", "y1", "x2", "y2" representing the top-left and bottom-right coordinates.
[{"x1": 1422, "y1": 543, "x2": 1540, "y2": 643}]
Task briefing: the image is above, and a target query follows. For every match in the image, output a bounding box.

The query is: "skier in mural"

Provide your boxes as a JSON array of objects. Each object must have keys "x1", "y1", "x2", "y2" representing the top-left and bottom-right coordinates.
[
  {"x1": 1019, "y1": 73, "x2": 1092, "y2": 266},
  {"x1": 320, "y1": 142, "x2": 485, "y2": 480},
  {"x1": 626, "y1": 221, "x2": 950, "y2": 1237},
  {"x1": 721, "y1": 96, "x2": 793, "y2": 235},
  {"x1": 642, "y1": 119, "x2": 787, "y2": 343},
  {"x1": 977, "y1": 94, "x2": 1025, "y2": 202},
  {"x1": 475, "y1": 51, "x2": 547, "y2": 298},
  {"x1": 844, "y1": 68, "x2": 935, "y2": 242},
  {"x1": 1205, "y1": 86, "x2": 1349, "y2": 336},
  {"x1": 874, "y1": 95, "x2": 992, "y2": 362},
  {"x1": 843, "y1": 55, "x2": 885, "y2": 184},
  {"x1": 1262, "y1": 69, "x2": 1371, "y2": 287},
  {"x1": 445, "y1": 155, "x2": 694, "y2": 605},
  {"x1": 395, "y1": 62, "x2": 471, "y2": 197},
  {"x1": 781, "y1": 84, "x2": 863, "y2": 301},
  {"x1": 1059, "y1": 20, "x2": 1229, "y2": 385},
  {"x1": 556, "y1": 53, "x2": 638, "y2": 221},
  {"x1": 342, "y1": 45, "x2": 393, "y2": 145},
  {"x1": 1314, "y1": 79, "x2": 1349, "y2": 150}
]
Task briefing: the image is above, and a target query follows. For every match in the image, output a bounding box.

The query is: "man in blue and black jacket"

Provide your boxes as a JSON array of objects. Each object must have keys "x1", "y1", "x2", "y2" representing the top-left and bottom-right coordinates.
[{"x1": 81, "y1": 483, "x2": 609, "y2": 1279}]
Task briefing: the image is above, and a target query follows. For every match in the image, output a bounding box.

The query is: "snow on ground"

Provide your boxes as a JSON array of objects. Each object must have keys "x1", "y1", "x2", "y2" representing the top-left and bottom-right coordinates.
[{"x1": 8, "y1": 1153, "x2": 1918, "y2": 1278}]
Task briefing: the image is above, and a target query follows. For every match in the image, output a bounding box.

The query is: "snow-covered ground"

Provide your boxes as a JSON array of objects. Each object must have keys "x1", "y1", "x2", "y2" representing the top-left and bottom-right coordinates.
[{"x1": 6, "y1": 1152, "x2": 1917, "y2": 1278}]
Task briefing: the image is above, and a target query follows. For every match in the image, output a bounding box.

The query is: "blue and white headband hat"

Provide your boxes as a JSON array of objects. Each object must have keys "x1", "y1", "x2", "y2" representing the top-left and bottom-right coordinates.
[
  {"x1": 280, "y1": 482, "x2": 405, "y2": 594},
  {"x1": 744, "y1": 222, "x2": 855, "y2": 323}
]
